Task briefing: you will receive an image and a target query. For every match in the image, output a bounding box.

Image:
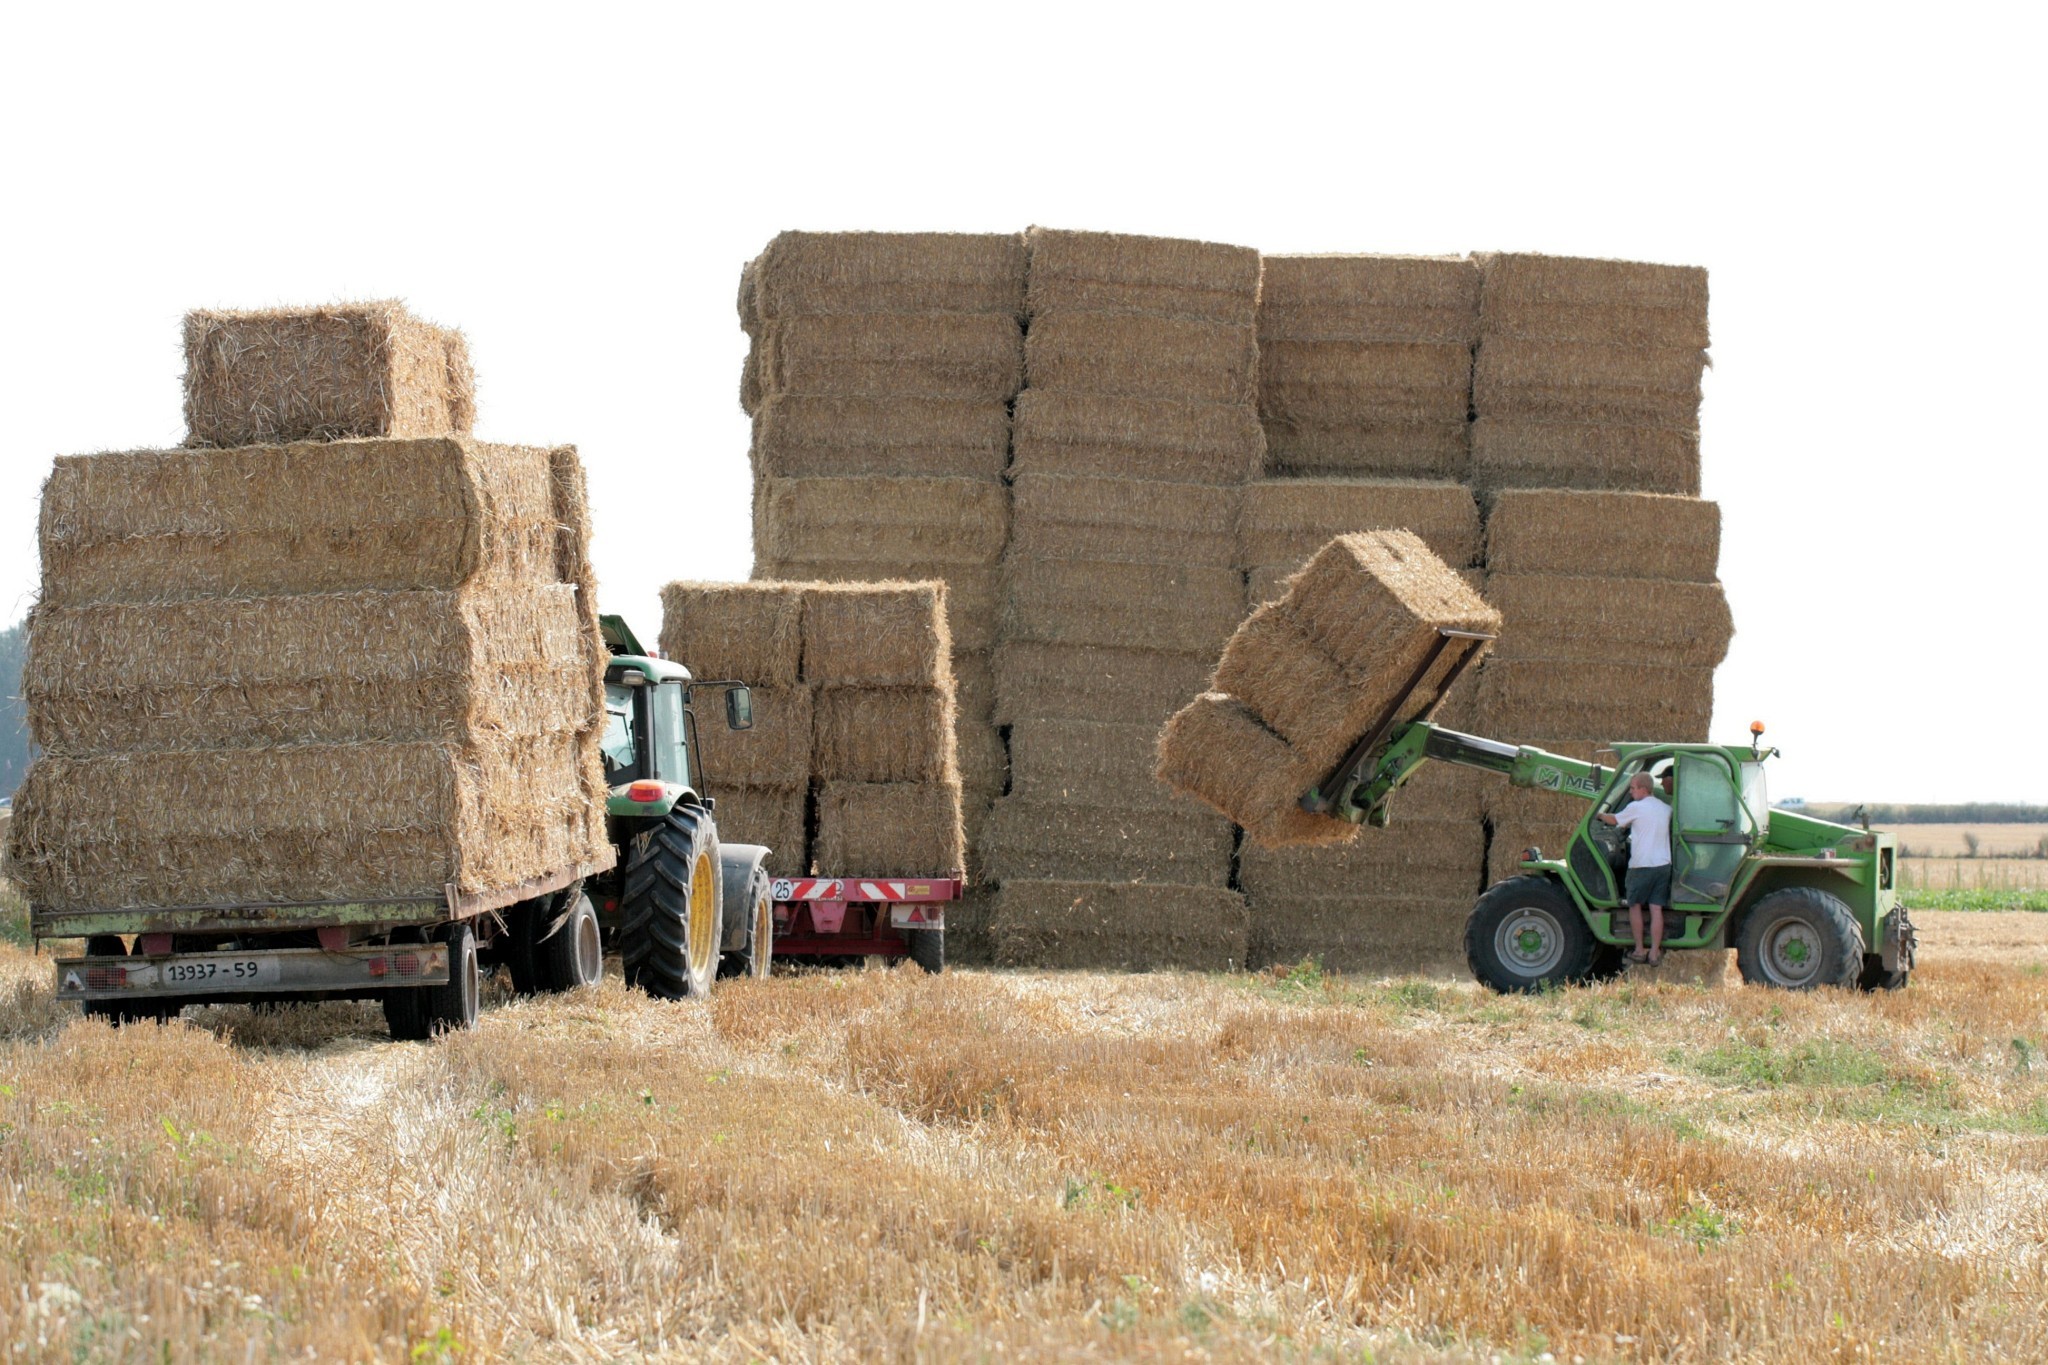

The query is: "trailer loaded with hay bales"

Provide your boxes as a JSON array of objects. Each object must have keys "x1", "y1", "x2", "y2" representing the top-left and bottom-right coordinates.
[
  {"x1": 0, "y1": 306, "x2": 778, "y2": 1037},
  {"x1": 1157, "y1": 530, "x2": 1916, "y2": 995}
]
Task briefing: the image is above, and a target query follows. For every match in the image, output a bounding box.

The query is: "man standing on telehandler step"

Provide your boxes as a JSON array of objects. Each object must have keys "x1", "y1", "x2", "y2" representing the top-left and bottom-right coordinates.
[{"x1": 1598, "y1": 772, "x2": 1674, "y2": 964}]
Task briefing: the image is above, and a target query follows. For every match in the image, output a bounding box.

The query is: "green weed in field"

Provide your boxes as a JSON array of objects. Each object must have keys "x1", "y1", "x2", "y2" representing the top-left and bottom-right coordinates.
[{"x1": 1906, "y1": 888, "x2": 2048, "y2": 912}]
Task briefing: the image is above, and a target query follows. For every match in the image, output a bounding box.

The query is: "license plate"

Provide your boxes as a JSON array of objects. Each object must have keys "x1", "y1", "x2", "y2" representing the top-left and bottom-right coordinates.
[{"x1": 156, "y1": 957, "x2": 280, "y2": 987}]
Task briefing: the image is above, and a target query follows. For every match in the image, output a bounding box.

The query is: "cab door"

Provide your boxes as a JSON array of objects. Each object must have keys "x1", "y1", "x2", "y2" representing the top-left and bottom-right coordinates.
[{"x1": 1671, "y1": 751, "x2": 1754, "y2": 906}]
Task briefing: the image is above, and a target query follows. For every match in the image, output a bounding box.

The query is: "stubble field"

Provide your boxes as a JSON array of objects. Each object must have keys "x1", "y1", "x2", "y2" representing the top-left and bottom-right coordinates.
[{"x1": 2, "y1": 896, "x2": 2046, "y2": 1363}]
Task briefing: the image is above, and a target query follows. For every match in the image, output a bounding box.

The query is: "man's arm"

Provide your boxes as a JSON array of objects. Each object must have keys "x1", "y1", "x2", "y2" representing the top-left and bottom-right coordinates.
[{"x1": 1601, "y1": 802, "x2": 1638, "y2": 830}]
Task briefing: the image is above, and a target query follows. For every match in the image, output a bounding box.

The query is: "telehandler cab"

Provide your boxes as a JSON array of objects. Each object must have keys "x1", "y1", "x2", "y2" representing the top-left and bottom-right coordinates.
[{"x1": 1302, "y1": 629, "x2": 1917, "y2": 995}]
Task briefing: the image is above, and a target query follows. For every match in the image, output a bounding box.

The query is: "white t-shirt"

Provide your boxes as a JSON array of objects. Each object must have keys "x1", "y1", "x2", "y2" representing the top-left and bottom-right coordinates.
[{"x1": 1613, "y1": 796, "x2": 1673, "y2": 868}]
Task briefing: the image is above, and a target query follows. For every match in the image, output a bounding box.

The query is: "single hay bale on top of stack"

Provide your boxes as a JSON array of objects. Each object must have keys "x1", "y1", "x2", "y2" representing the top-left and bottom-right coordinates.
[
  {"x1": 182, "y1": 301, "x2": 476, "y2": 449},
  {"x1": 1474, "y1": 486, "x2": 1730, "y2": 882},
  {"x1": 6, "y1": 416, "x2": 611, "y2": 913},
  {"x1": 985, "y1": 229, "x2": 1263, "y2": 964},
  {"x1": 657, "y1": 579, "x2": 965, "y2": 882},
  {"x1": 1255, "y1": 255, "x2": 1480, "y2": 480},
  {"x1": 1471, "y1": 253, "x2": 1708, "y2": 494}
]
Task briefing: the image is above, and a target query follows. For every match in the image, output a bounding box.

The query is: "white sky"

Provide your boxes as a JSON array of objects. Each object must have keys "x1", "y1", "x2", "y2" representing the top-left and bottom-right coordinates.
[{"x1": 2, "y1": 3, "x2": 2041, "y2": 803}]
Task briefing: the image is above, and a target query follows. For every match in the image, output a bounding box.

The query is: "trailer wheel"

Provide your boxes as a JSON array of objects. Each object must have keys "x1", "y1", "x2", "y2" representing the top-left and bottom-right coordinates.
[
  {"x1": 719, "y1": 856, "x2": 775, "y2": 980},
  {"x1": 542, "y1": 893, "x2": 604, "y2": 991},
  {"x1": 1735, "y1": 887, "x2": 1863, "y2": 990},
  {"x1": 383, "y1": 922, "x2": 480, "y2": 1040},
  {"x1": 501, "y1": 899, "x2": 544, "y2": 995},
  {"x1": 80, "y1": 935, "x2": 175, "y2": 1025},
  {"x1": 1465, "y1": 876, "x2": 1598, "y2": 993},
  {"x1": 908, "y1": 929, "x2": 945, "y2": 975},
  {"x1": 620, "y1": 802, "x2": 722, "y2": 1000}
]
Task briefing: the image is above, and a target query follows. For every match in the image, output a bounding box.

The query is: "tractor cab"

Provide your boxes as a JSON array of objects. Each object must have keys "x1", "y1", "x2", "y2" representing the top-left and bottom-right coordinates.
[
  {"x1": 1569, "y1": 743, "x2": 1771, "y2": 927},
  {"x1": 596, "y1": 614, "x2": 752, "y2": 820}
]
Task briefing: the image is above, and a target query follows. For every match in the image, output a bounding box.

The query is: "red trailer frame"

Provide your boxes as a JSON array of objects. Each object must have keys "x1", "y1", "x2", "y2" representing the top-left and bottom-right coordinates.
[{"x1": 769, "y1": 874, "x2": 960, "y2": 960}]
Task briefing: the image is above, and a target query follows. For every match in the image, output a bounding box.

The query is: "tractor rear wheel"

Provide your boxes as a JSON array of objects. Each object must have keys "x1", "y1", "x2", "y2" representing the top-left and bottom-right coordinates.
[
  {"x1": 1735, "y1": 887, "x2": 1864, "y2": 990},
  {"x1": 719, "y1": 857, "x2": 775, "y2": 980},
  {"x1": 1465, "y1": 876, "x2": 1598, "y2": 993},
  {"x1": 620, "y1": 802, "x2": 723, "y2": 1000},
  {"x1": 542, "y1": 893, "x2": 604, "y2": 991}
]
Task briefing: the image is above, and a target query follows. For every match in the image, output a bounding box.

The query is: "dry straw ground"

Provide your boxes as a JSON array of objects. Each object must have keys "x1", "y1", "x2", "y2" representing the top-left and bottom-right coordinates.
[{"x1": 2, "y1": 894, "x2": 2045, "y2": 1362}]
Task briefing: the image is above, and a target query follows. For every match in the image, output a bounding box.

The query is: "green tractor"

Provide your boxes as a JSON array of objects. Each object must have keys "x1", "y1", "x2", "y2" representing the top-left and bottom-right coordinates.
[
  {"x1": 1303, "y1": 629, "x2": 1917, "y2": 994},
  {"x1": 589, "y1": 616, "x2": 776, "y2": 999}
]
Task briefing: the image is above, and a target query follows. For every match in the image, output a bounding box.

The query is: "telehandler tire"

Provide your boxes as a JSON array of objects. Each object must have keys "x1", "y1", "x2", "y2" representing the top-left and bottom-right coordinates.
[
  {"x1": 620, "y1": 802, "x2": 723, "y2": 1000},
  {"x1": 1734, "y1": 887, "x2": 1863, "y2": 990},
  {"x1": 1465, "y1": 876, "x2": 1599, "y2": 993},
  {"x1": 1857, "y1": 955, "x2": 1910, "y2": 992}
]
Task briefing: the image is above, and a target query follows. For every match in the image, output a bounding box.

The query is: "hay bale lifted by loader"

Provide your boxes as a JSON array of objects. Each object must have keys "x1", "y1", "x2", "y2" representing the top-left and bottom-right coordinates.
[{"x1": 1158, "y1": 531, "x2": 1916, "y2": 994}]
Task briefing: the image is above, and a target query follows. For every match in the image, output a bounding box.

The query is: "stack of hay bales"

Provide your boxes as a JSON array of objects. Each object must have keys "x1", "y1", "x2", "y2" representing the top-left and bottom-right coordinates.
[
  {"x1": 3, "y1": 306, "x2": 611, "y2": 912},
  {"x1": 1469, "y1": 253, "x2": 1708, "y2": 495},
  {"x1": 1158, "y1": 531, "x2": 1501, "y2": 971},
  {"x1": 658, "y1": 579, "x2": 964, "y2": 881},
  {"x1": 984, "y1": 229, "x2": 1263, "y2": 970},
  {"x1": 1256, "y1": 255, "x2": 1479, "y2": 480},
  {"x1": 1478, "y1": 487, "x2": 1730, "y2": 881},
  {"x1": 740, "y1": 231, "x2": 1020, "y2": 891}
]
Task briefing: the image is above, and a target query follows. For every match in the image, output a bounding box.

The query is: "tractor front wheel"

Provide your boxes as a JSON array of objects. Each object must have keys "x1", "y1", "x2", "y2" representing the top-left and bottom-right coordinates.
[
  {"x1": 620, "y1": 803, "x2": 723, "y2": 999},
  {"x1": 1735, "y1": 887, "x2": 1864, "y2": 990},
  {"x1": 1465, "y1": 876, "x2": 1598, "y2": 993}
]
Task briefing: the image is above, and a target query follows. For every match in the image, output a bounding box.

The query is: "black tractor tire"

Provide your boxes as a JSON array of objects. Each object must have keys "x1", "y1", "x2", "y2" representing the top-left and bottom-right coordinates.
[
  {"x1": 541, "y1": 893, "x2": 605, "y2": 991},
  {"x1": 1735, "y1": 887, "x2": 1864, "y2": 990},
  {"x1": 1588, "y1": 942, "x2": 1631, "y2": 982},
  {"x1": 908, "y1": 929, "x2": 945, "y2": 975},
  {"x1": 719, "y1": 853, "x2": 775, "y2": 980},
  {"x1": 500, "y1": 898, "x2": 544, "y2": 995},
  {"x1": 383, "y1": 922, "x2": 481, "y2": 1040},
  {"x1": 620, "y1": 802, "x2": 723, "y2": 1000},
  {"x1": 1465, "y1": 876, "x2": 1599, "y2": 994},
  {"x1": 1857, "y1": 955, "x2": 1910, "y2": 991}
]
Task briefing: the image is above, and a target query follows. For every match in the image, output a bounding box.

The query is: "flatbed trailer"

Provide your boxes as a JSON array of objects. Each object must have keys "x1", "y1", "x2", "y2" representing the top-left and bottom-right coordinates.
[{"x1": 769, "y1": 873, "x2": 958, "y2": 972}]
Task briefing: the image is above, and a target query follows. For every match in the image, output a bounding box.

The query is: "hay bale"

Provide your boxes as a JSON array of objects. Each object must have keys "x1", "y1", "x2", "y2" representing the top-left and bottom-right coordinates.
[
  {"x1": 1238, "y1": 818, "x2": 1485, "y2": 903},
  {"x1": 800, "y1": 580, "x2": 953, "y2": 687},
  {"x1": 1474, "y1": 660, "x2": 1717, "y2": 742},
  {"x1": 1009, "y1": 391, "x2": 1264, "y2": 484},
  {"x1": 1473, "y1": 339, "x2": 1703, "y2": 428},
  {"x1": 711, "y1": 784, "x2": 808, "y2": 877},
  {"x1": 748, "y1": 231, "x2": 1027, "y2": 319},
  {"x1": 758, "y1": 314, "x2": 1024, "y2": 402},
  {"x1": 1246, "y1": 895, "x2": 1470, "y2": 975},
  {"x1": 1008, "y1": 473, "x2": 1239, "y2": 566},
  {"x1": 1261, "y1": 415, "x2": 1470, "y2": 481},
  {"x1": 182, "y1": 302, "x2": 475, "y2": 448},
  {"x1": 38, "y1": 438, "x2": 564, "y2": 607},
  {"x1": 1155, "y1": 694, "x2": 1356, "y2": 848},
  {"x1": 757, "y1": 477, "x2": 1009, "y2": 567},
  {"x1": 659, "y1": 580, "x2": 805, "y2": 686},
  {"x1": 1001, "y1": 559, "x2": 1245, "y2": 654},
  {"x1": 1484, "y1": 573, "x2": 1732, "y2": 666},
  {"x1": 1485, "y1": 810, "x2": 1586, "y2": 885},
  {"x1": 1025, "y1": 228, "x2": 1261, "y2": 325},
  {"x1": 813, "y1": 781, "x2": 965, "y2": 878},
  {"x1": 5, "y1": 732, "x2": 606, "y2": 912},
  {"x1": 1478, "y1": 253, "x2": 1708, "y2": 342},
  {"x1": 812, "y1": 686, "x2": 957, "y2": 784},
  {"x1": 1629, "y1": 950, "x2": 1730, "y2": 987},
  {"x1": 1024, "y1": 313, "x2": 1257, "y2": 403},
  {"x1": 1469, "y1": 417, "x2": 1699, "y2": 496},
  {"x1": 690, "y1": 684, "x2": 812, "y2": 787},
  {"x1": 953, "y1": 652, "x2": 996, "y2": 724},
  {"x1": 1007, "y1": 719, "x2": 1188, "y2": 810},
  {"x1": 989, "y1": 880, "x2": 1249, "y2": 971},
  {"x1": 1257, "y1": 254, "x2": 1481, "y2": 345},
  {"x1": 751, "y1": 397, "x2": 1011, "y2": 481},
  {"x1": 978, "y1": 798, "x2": 1234, "y2": 885},
  {"x1": 1237, "y1": 477, "x2": 1482, "y2": 571},
  {"x1": 992, "y1": 643, "x2": 1216, "y2": 726},
  {"x1": 756, "y1": 559, "x2": 1002, "y2": 654},
  {"x1": 23, "y1": 586, "x2": 594, "y2": 754},
  {"x1": 1482, "y1": 489, "x2": 1721, "y2": 581},
  {"x1": 1258, "y1": 340, "x2": 1474, "y2": 425},
  {"x1": 956, "y1": 720, "x2": 1007, "y2": 803}
]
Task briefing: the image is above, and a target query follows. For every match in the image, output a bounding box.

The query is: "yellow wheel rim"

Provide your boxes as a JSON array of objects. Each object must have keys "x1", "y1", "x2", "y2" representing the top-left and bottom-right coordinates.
[
  {"x1": 753, "y1": 892, "x2": 773, "y2": 977},
  {"x1": 688, "y1": 852, "x2": 718, "y2": 973}
]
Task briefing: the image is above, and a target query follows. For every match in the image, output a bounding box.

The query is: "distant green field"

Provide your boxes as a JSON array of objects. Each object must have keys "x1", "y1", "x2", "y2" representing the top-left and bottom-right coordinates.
[{"x1": 1904, "y1": 887, "x2": 2048, "y2": 913}]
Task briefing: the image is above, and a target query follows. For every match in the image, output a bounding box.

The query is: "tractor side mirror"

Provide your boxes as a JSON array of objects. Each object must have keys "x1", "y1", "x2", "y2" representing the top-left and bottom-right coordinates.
[{"x1": 725, "y1": 685, "x2": 754, "y2": 731}]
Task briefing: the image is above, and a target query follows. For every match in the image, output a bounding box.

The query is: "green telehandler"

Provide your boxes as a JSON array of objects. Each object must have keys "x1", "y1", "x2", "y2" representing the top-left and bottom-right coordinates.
[{"x1": 1300, "y1": 629, "x2": 1917, "y2": 995}]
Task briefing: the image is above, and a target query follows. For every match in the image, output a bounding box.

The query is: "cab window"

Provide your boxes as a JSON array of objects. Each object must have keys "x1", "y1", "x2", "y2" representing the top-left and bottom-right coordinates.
[
  {"x1": 600, "y1": 683, "x2": 637, "y2": 776},
  {"x1": 649, "y1": 680, "x2": 691, "y2": 787}
]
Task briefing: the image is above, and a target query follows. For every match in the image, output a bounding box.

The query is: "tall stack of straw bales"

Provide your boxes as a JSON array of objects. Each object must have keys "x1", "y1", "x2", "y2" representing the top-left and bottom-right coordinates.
[
  {"x1": 657, "y1": 580, "x2": 964, "y2": 880},
  {"x1": 987, "y1": 230, "x2": 1262, "y2": 970},
  {"x1": 735, "y1": 235, "x2": 1731, "y2": 978},
  {"x1": 3, "y1": 305, "x2": 612, "y2": 912},
  {"x1": 740, "y1": 233, "x2": 1020, "y2": 896}
]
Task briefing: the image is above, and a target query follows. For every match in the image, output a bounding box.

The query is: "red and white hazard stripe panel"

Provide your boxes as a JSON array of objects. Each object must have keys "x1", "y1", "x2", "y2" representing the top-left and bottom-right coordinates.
[{"x1": 771, "y1": 877, "x2": 962, "y2": 903}]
